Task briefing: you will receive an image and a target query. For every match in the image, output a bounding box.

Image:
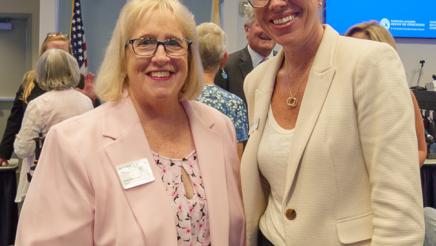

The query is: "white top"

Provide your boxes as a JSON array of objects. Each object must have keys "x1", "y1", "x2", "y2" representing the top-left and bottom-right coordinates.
[
  {"x1": 257, "y1": 107, "x2": 294, "y2": 245},
  {"x1": 14, "y1": 88, "x2": 93, "y2": 202}
]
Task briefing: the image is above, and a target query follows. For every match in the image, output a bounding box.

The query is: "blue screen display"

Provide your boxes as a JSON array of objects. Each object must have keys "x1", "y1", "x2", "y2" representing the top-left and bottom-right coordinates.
[{"x1": 325, "y1": 0, "x2": 436, "y2": 38}]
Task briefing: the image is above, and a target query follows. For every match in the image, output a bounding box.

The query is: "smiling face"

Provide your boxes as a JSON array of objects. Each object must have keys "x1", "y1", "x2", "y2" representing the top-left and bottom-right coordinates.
[
  {"x1": 125, "y1": 10, "x2": 189, "y2": 106},
  {"x1": 254, "y1": 0, "x2": 323, "y2": 49},
  {"x1": 245, "y1": 18, "x2": 276, "y2": 57}
]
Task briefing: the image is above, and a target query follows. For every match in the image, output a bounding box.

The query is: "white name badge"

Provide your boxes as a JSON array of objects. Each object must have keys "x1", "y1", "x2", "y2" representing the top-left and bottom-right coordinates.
[{"x1": 116, "y1": 158, "x2": 155, "y2": 189}]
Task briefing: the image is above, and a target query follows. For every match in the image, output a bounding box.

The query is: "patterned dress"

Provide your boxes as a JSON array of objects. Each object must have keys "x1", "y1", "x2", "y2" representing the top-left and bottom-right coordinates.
[
  {"x1": 197, "y1": 85, "x2": 249, "y2": 142},
  {"x1": 153, "y1": 151, "x2": 211, "y2": 246}
]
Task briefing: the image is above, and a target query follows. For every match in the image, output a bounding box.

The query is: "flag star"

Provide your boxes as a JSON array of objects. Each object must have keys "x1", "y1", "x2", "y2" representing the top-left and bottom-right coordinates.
[
  {"x1": 79, "y1": 56, "x2": 83, "y2": 61},
  {"x1": 76, "y1": 10, "x2": 80, "y2": 14}
]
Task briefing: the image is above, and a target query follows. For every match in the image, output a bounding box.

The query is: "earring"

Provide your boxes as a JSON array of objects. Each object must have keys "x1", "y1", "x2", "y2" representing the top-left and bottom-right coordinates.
[{"x1": 221, "y1": 68, "x2": 228, "y2": 80}]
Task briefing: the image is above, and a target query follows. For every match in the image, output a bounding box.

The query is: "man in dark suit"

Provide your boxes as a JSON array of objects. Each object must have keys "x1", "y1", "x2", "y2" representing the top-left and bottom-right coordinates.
[{"x1": 214, "y1": 5, "x2": 276, "y2": 103}]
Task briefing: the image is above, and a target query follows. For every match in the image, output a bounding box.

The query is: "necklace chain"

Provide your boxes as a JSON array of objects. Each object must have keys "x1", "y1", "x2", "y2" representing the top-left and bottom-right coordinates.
[{"x1": 285, "y1": 62, "x2": 302, "y2": 109}]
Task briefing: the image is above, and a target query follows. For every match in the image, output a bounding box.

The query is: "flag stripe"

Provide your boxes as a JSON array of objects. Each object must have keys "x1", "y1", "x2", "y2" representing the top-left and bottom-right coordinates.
[{"x1": 71, "y1": 0, "x2": 88, "y2": 73}]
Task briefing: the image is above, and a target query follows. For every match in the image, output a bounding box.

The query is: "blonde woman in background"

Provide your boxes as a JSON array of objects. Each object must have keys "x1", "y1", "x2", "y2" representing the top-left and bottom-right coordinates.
[
  {"x1": 0, "y1": 33, "x2": 70, "y2": 166},
  {"x1": 346, "y1": 21, "x2": 427, "y2": 166},
  {"x1": 196, "y1": 22, "x2": 249, "y2": 159}
]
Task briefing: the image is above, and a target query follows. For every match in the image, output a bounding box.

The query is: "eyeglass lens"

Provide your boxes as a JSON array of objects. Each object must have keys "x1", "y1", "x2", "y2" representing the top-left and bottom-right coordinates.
[
  {"x1": 131, "y1": 38, "x2": 189, "y2": 57},
  {"x1": 248, "y1": 0, "x2": 269, "y2": 8}
]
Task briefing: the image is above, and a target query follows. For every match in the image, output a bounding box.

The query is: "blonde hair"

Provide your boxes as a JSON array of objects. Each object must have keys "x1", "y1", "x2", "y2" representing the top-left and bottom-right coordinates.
[
  {"x1": 21, "y1": 33, "x2": 71, "y2": 103},
  {"x1": 95, "y1": 0, "x2": 203, "y2": 102},
  {"x1": 345, "y1": 21, "x2": 397, "y2": 50},
  {"x1": 35, "y1": 49, "x2": 80, "y2": 90},
  {"x1": 197, "y1": 22, "x2": 227, "y2": 72}
]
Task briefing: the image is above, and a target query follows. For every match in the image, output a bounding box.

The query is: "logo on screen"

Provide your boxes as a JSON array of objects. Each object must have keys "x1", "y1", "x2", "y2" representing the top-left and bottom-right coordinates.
[{"x1": 380, "y1": 18, "x2": 391, "y2": 30}]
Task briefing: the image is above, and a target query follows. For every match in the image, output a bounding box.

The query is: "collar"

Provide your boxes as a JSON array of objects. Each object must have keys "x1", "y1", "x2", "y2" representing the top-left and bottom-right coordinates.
[{"x1": 247, "y1": 45, "x2": 274, "y2": 68}]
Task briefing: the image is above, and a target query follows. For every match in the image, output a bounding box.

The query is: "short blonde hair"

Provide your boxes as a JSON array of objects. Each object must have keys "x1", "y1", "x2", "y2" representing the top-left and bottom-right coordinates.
[
  {"x1": 197, "y1": 22, "x2": 227, "y2": 72},
  {"x1": 35, "y1": 49, "x2": 80, "y2": 90},
  {"x1": 95, "y1": 0, "x2": 203, "y2": 102},
  {"x1": 345, "y1": 21, "x2": 397, "y2": 50}
]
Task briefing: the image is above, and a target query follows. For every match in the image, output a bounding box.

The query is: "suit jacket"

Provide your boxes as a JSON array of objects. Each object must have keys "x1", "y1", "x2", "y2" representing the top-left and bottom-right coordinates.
[
  {"x1": 215, "y1": 47, "x2": 253, "y2": 103},
  {"x1": 15, "y1": 96, "x2": 245, "y2": 246},
  {"x1": 241, "y1": 25, "x2": 424, "y2": 245}
]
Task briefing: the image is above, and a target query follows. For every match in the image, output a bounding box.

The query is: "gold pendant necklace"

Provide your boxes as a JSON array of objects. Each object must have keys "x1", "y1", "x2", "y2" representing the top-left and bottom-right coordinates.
[
  {"x1": 287, "y1": 95, "x2": 298, "y2": 108},
  {"x1": 286, "y1": 63, "x2": 301, "y2": 109}
]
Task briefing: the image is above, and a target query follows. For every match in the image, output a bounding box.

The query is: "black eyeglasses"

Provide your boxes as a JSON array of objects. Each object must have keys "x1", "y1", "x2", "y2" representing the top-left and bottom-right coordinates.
[
  {"x1": 248, "y1": 0, "x2": 270, "y2": 8},
  {"x1": 127, "y1": 37, "x2": 192, "y2": 57}
]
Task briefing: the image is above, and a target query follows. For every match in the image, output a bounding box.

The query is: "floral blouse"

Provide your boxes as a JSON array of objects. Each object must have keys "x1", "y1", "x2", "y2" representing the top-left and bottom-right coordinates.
[
  {"x1": 197, "y1": 85, "x2": 249, "y2": 142},
  {"x1": 153, "y1": 151, "x2": 211, "y2": 246}
]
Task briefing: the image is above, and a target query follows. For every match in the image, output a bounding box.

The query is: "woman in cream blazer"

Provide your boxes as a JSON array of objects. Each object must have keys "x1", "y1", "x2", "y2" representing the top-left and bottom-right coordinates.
[{"x1": 241, "y1": 23, "x2": 424, "y2": 245}]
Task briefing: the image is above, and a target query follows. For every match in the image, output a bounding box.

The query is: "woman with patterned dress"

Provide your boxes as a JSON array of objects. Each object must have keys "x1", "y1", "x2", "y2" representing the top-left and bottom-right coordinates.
[{"x1": 196, "y1": 22, "x2": 249, "y2": 159}]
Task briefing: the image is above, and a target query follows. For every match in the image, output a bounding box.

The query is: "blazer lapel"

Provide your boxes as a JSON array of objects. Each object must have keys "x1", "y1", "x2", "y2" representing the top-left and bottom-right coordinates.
[
  {"x1": 102, "y1": 97, "x2": 177, "y2": 245},
  {"x1": 282, "y1": 25, "x2": 338, "y2": 204},
  {"x1": 238, "y1": 47, "x2": 254, "y2": 79},
  {"x1": 182, "y1": 101, "x2": 228, "y2": 245}
]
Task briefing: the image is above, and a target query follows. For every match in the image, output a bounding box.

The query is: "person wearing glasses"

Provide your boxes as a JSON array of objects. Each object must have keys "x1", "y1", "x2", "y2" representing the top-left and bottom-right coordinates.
[
  {"x1": 0, "y1": 33, "x2": 70, "y2": 167},
  {"x1": 15, "y1": 0, "x2": 244, "y2": 245},
  {"x1": 240, "y1": 0, "x2": 424, "y2": 245}
]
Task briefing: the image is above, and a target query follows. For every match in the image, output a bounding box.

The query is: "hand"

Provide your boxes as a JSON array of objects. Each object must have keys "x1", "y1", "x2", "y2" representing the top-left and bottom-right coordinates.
[
  {"x1": 76, "y1": 72, "x2": 97, "y2": 101},
  {"x1": 0, "y1": 157, "x2": 9, "y2": 166}
]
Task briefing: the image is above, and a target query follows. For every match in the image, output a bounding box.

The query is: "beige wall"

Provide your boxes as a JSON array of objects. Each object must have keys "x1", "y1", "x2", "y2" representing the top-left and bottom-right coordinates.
[
  {"x1": 0, "y1": 0, "x2": 39, "y2": 142},
  {"x1": 0, "y1": 0, "x2": 40, "y2": 65}
]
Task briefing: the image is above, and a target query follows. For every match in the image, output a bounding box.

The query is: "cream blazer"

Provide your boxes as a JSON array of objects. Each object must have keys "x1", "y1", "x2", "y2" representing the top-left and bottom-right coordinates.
[
  {"x1": 241, "y1": 25, "x2": 424, "y2": 246},
  {"x1": 15, "y1": 96, "x2": 245, "y2": 246}
]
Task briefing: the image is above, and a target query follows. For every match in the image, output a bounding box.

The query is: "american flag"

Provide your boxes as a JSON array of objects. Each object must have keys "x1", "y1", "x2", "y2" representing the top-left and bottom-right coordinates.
[{"x1": 70, "y1": 0, "x2": 88, "y2": 73}]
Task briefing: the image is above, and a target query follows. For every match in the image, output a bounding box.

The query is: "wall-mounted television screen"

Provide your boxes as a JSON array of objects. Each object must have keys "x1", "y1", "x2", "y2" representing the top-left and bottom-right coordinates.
[{"x1": 324, "y1": 0, "x2": 436, "y2": 39}]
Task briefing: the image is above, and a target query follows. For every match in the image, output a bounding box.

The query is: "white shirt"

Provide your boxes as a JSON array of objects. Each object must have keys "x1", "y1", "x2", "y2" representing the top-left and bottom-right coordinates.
[
  {"x1": 257, "y1": 107, "x2": 294, "y2": 245},
  {"x1": 14, "y1": 88, "x2": 93, "y2": 202},
  {"x1": 247, "y1": 45, "x2": 274, "y2": 68}
]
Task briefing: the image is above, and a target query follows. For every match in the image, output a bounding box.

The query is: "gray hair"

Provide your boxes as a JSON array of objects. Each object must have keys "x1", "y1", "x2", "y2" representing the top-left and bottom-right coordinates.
[
  {"x1": 197, "y1": 22, "x2": 227, "y2": 72},
  {"x1": 243, "y1": 5, "x2": 255, "y2": 26},
  {"x1": 35, "y1": 49, "x2": 80, "y2": 90}
]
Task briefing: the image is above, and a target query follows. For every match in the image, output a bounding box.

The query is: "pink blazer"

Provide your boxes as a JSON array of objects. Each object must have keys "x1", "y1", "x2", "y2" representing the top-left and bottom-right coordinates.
[{"x1": 15, "y1": 96, "x2": 245, "y2": 246}]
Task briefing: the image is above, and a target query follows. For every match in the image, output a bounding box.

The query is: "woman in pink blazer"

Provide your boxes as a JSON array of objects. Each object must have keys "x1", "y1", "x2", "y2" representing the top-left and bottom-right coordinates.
[{"x1": 15, "y1": 0, "x2": 244, "y2": 245}]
